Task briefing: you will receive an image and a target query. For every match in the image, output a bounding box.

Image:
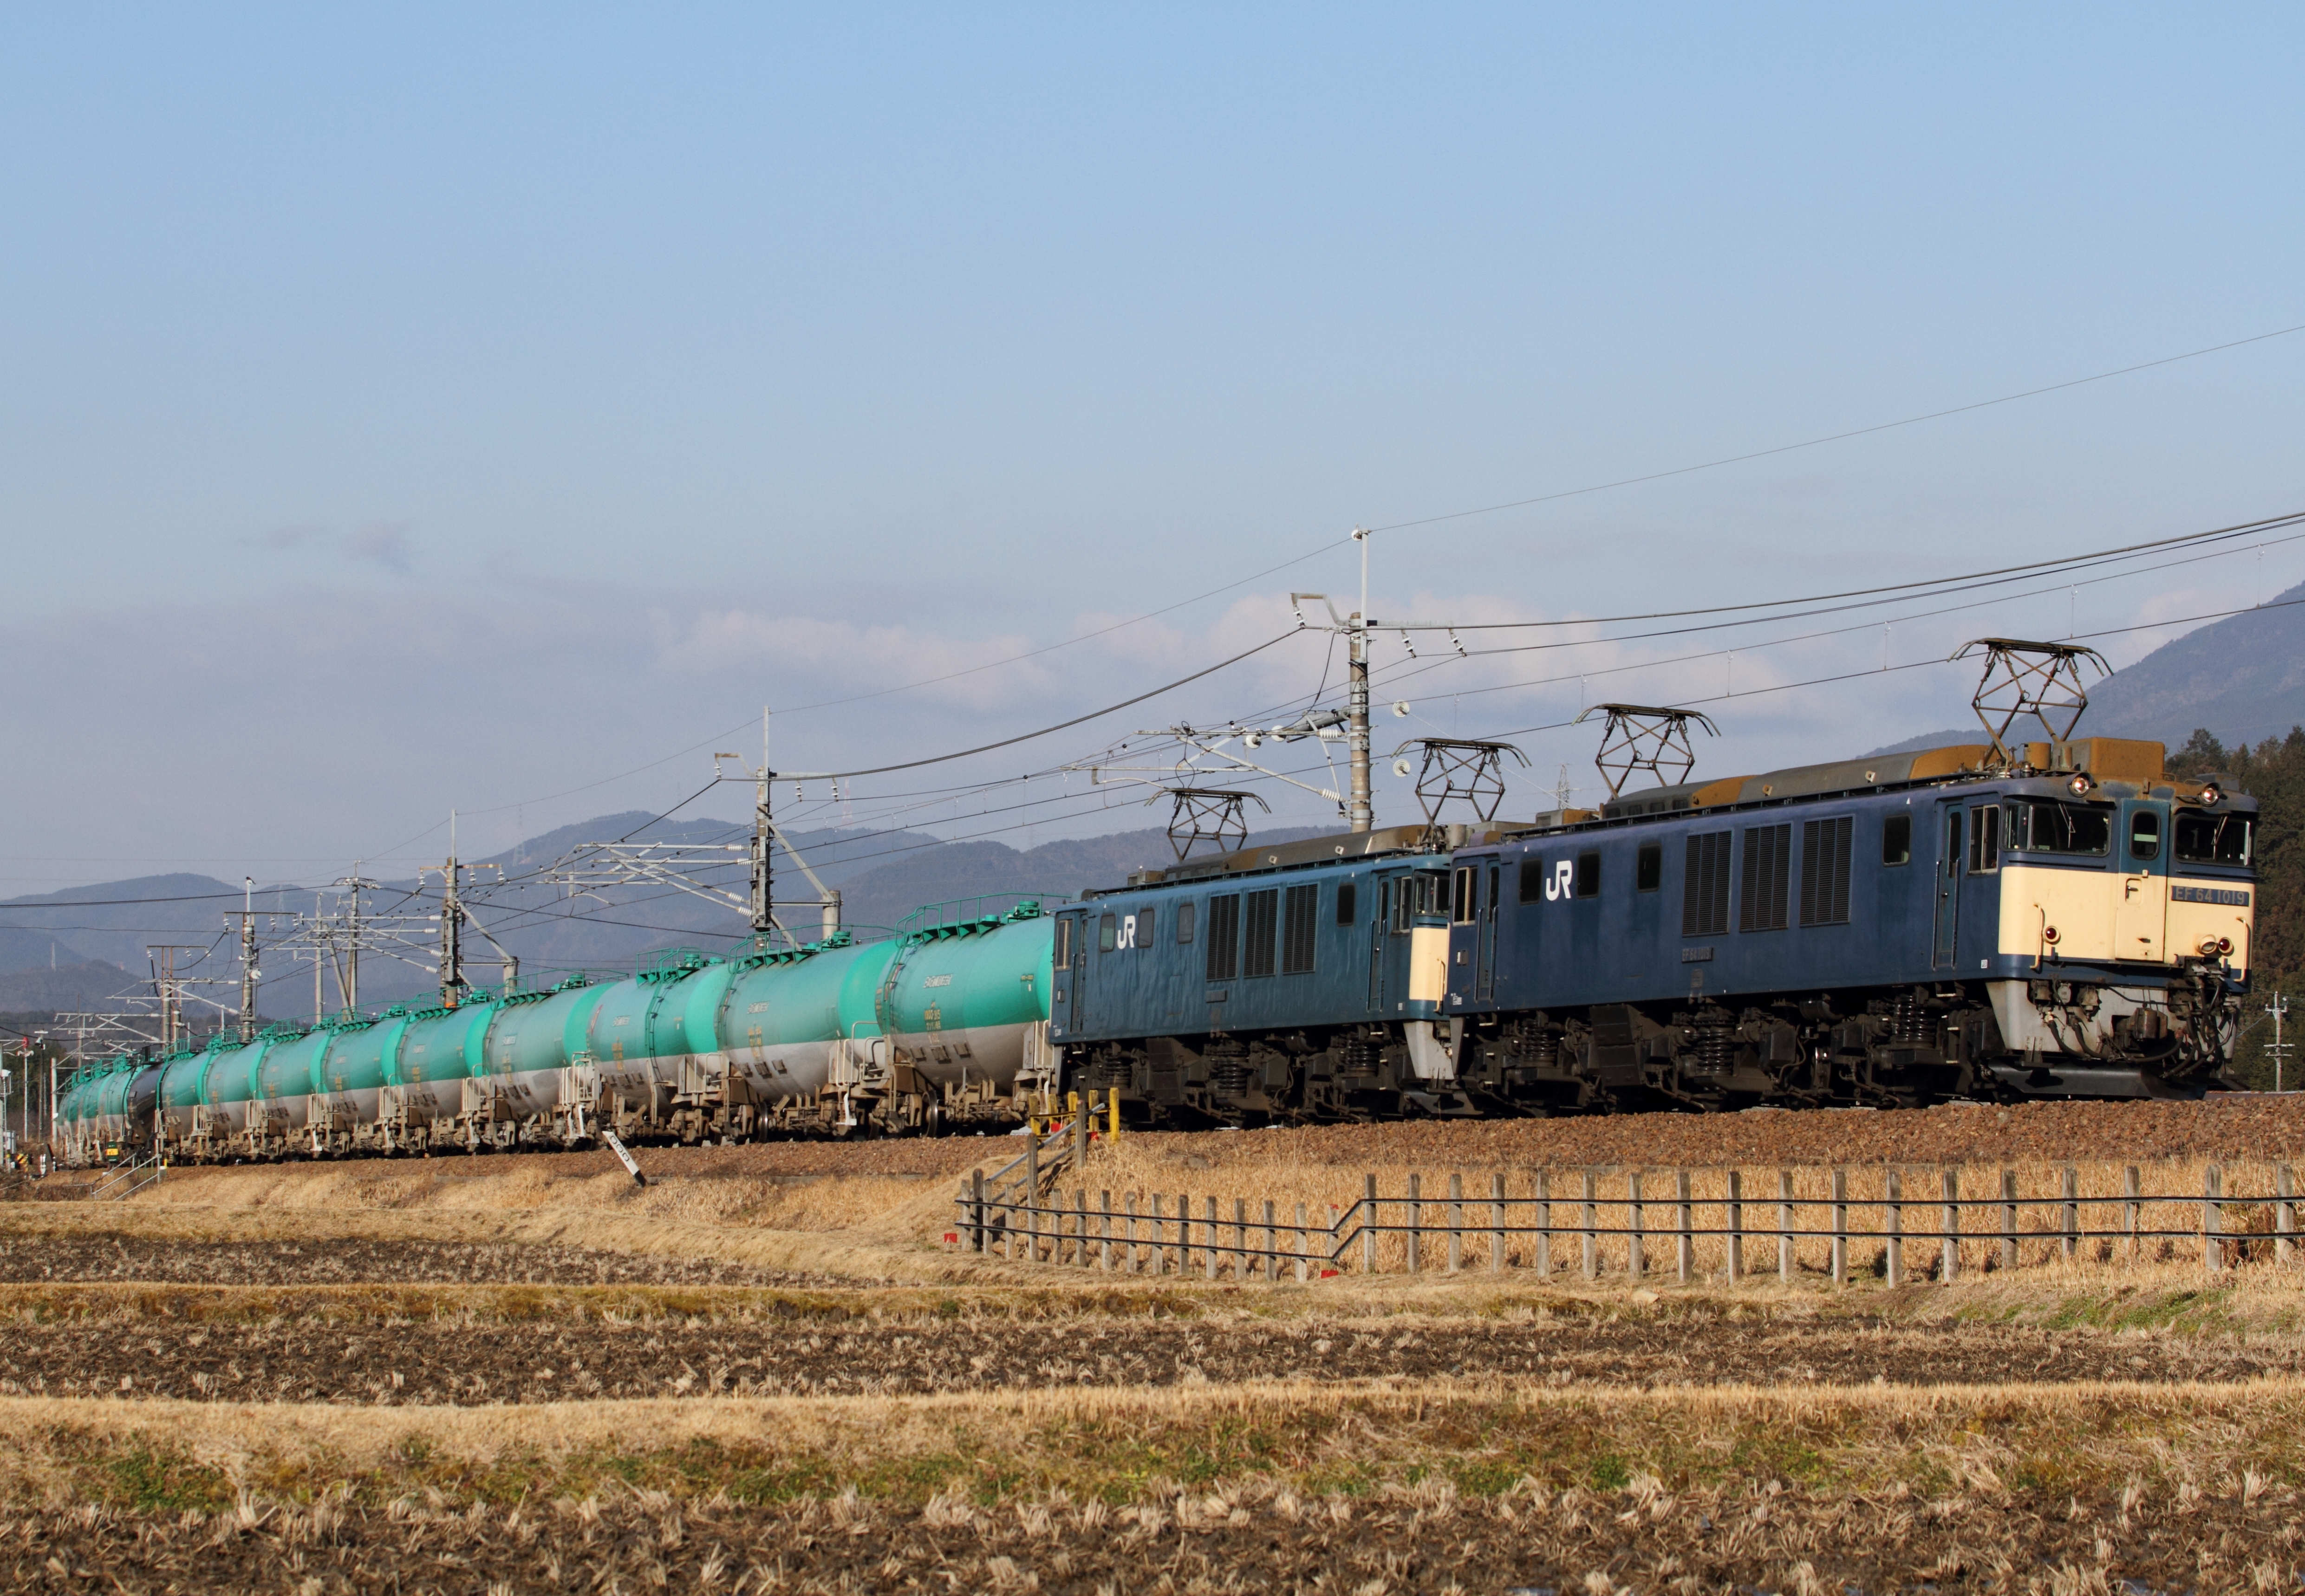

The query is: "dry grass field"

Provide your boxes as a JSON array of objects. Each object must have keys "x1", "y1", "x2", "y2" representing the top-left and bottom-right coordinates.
[{"x1": 7, "y1": 1097, "x2": 2305, "y2": 1593}]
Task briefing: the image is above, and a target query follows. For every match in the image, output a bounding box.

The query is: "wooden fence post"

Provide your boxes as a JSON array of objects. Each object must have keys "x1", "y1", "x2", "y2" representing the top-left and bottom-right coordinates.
[
  {"x1": 1026, "y1": 1128, "x2": 1040, "y2": 1259},
  {"x1": 1536, "y1": 1168, "x2": 1553, "y2": 1278},
  {"x1": 1363, "y1": 1174, "x2": 1378, "y2": 1274},
  {"x1": 1100, "y1": 1190, "x2": 1113, "y2": 1272},
  {"x1": 1940, "y1": 1168, "x2": 1959, "y2": 1284},
  {"x1": 2061, "y1": 1166, "x2": 2078, "y2": 1262},
  {"x1": 1234, "y1": 1197, "x2": 1249, "y2": 1280},
  {"x1": 1676, "y1": 1169, "x2": 1693, "y2": 1285},
  {"x1": 1263, "y1": 1198, "x2": 1277, "y2": 1281},
  {"x1": 1777, "y1": 1169, "x2": 1794, "y2": 1285},
  {"x1": 2124, "y1": 1166, "x2": 2141, "y2": 1265},
  {"x1": 1627, "y1": 1170, "x2": 1645, "y2": 1279},
  {"x1": 1178, "y1": 1191, "x2": 1192, "y2": 1275},
  {"x1": 1205, "y1": 1196, "x2": 1219, "y2": 1281},
  {"x1": 1830, "y1": 1168, "x2": 1848, "y2": 1287},
  {"x1": 2000, "y1": 1169, "x2": 2018, "y2": 1273},
  {"x1": 1448, "y1": 1173, "x2": 1464, "y2": 1273},
  {"x1": 1491, "y1": 1172, "x2": 1507, "y2": 1272},
  {"x1": 1296, "y1": 1201, "x2": 1309, "y2": 1283},
  {"x1": 2280, "y1": 1164, "x2": 2296, "y2": 1270},
  {"x1": 1074, "y1": 1102, "x2": 1088, "y2": 1173},
  {"x1": 2204, "y1": 1164, "x2": 2223, "y2": 1275},
  {"x1": 1128, "y1": 1192, "x2": 1143, "y2": 1274},
  {"x1": 1076, "y1": 1189, "x2": 1089, "y2": 1268},
  {"x1": 1406, "y1": 1174, "x2": 1422, "y2": 1274},
  {"x1": 1884, "y1": 1168, "x2": 1902, "y2": 1285},
  {"x1": 1727, "y1": 1169, "x2": 1744, "y2": 1284},
  {"x1": 972, "y1": 1168, "x2": 987, "y2": 1252},
  {"x1": 1582, "y1": 1169, "x2": 1598, "y2": 1279}
]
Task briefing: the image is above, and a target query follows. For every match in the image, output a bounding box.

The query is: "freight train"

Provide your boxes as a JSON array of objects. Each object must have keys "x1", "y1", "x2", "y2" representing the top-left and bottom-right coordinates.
[{"x1": 52, "y1": 733, "x2": 2256, "y2": 1164}]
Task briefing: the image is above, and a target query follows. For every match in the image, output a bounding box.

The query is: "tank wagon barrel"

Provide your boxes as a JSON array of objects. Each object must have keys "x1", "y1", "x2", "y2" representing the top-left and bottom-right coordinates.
[{"x1": 62, "y1": 901, "x2": 1062, "y2": 1168}]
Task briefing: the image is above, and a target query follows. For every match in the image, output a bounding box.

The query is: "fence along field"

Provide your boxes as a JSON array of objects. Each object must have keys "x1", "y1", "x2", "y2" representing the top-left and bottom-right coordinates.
[{"x1": 959, "y1": 1111, "x2": 2304, "y2": 1285}]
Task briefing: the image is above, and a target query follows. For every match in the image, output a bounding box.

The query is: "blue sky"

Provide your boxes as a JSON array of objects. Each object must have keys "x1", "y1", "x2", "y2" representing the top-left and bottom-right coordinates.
[{"x1": 2, "y1": 6, "x2": 2301, "y2": 890}]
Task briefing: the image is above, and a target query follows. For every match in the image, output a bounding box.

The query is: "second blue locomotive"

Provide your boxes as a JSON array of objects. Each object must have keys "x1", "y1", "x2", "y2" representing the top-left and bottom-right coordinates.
[{"x1": 1051, "y1": 734, "x2": 2253, "y2": 1121}]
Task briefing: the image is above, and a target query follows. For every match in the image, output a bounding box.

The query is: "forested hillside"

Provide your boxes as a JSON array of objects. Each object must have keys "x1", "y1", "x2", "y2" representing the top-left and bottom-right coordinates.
[{"x1": 2169, "y1": 727, "x2": 2305, "y2": 1089}]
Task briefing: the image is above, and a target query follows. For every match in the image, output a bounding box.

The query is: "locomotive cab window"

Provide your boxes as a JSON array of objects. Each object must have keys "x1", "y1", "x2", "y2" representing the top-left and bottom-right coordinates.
[
  {"x1": 2006, "y1": 799, "x2": 2111, "y2": 856},
  {"x1": 2129, "y1": 810, "x2": 2161, "y2": 863},
  {"x1": 1054, "y1": 918, "x2": 1073, "y2": 969},
  {"x1": 1336, "y1": 882, "x2": 1357, "y2": 925},
  {"x1": 2175, "y1": 811, "x2": 2252, "y2": 866},
  {"x1": 1518, "y1": 859, "x2": 1545, "y2": 904},
  {"x1": 1137, "y1": 907, "x2": 1155, "y2": 946},
  {"x1": 1635, "y1": 842, "x2": 1662, "y2": 893},
  {"x1": 1098, "y1": 913, "x2": 1118, "y2": 953},
  {"x1": 1882, "y1": 814, "x2": 1911, "y2": 866},
  {"x1": 1176, "y1": 902, "x2": 1195, "y2": 944},
  {"x1": 1451, "y1": 867, "x2": 1477, "y2": 923}
]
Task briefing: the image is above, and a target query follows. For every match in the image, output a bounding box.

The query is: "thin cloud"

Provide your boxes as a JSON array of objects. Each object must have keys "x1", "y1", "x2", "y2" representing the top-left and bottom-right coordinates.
[{"x1": 238, "y1": 521, "x2": 414, "y2": 572}]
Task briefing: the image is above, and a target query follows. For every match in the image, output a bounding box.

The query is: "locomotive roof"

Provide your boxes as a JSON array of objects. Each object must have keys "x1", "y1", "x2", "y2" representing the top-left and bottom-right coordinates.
[
  {"x1": 1086, "y1": 735, "x2": 2243, "y2": 899},
  {"x1": 1554, "y1": 734, "x2": 2240, "y2": 835}
]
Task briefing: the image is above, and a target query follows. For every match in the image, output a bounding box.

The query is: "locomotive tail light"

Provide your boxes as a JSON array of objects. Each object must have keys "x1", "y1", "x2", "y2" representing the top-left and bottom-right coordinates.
[
  {"x1": 2068, "y1": 774, "x2": 2092, "y2": 797},
  {"x1": 2218, "y1": 936, "x2": 2233, "y2": 955},
  {"x1": 2041, "y1": 925, "x2": 2059, "y2": 945}
]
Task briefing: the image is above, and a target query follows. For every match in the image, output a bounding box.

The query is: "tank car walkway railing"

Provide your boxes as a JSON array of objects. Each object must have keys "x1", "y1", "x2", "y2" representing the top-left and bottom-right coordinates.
[
  {"x1": 956, "y1": 1161, "x2": 2303, "y2": 1283},
  {"x1": 85, "y1": 1149, "x2": 165, "y2": 1202}
]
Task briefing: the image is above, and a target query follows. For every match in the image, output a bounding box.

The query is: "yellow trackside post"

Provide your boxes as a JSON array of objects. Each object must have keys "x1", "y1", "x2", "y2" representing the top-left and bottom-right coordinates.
[{"x1": 1108, "y1": 1087, "x2": 1121, "y2": 1139}]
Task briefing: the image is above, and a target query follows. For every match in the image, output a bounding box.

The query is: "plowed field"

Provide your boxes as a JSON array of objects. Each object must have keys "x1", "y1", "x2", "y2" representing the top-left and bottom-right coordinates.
[{"x1": 0, "y1": 1296, "x2": 2290, "y2": 1405}]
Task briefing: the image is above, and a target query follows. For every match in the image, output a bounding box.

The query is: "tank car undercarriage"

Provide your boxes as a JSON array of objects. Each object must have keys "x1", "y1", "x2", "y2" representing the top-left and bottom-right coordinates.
[{"x1": 1069, "y1": 965, "x2": 2240, "y2": 1129}]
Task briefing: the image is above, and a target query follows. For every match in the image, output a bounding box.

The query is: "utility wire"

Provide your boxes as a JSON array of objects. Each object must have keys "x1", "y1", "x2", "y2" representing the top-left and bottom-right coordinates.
[{"x1": 1372, "y1": 324, "x2": 2305, "y2": 533}]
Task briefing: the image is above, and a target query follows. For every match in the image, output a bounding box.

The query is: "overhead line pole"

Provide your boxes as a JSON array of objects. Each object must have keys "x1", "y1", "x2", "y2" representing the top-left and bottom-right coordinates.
[{"x1": 1348, "y1": 528, "x2": 1372, "y2": 833}]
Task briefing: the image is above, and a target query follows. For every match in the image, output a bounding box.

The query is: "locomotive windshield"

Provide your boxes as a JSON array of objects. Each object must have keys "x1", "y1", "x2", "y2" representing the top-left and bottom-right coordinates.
[
  {"x1": 2005, "y1": 799, "x2": 2112, "y2": 856},
  {"x1": 2175, "y1": 810, "x2": 2253, "y2": 866}
]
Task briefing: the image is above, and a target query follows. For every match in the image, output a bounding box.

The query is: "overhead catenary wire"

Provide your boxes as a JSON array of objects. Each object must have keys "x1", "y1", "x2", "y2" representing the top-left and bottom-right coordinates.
[{"x1": 1370, "y1": 323, "x2": 2305, "y2": 533}]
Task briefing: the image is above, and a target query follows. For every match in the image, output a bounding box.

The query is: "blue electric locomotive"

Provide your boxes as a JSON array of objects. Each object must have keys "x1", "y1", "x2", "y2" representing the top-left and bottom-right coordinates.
[{"x1": 1053, "y1": 734, "x2": 2254, "y2": 1123}]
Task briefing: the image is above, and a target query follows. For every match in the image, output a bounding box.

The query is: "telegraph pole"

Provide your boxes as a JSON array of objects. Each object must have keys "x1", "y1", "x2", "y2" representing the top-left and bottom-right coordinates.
[
  {"x1": 440, "y1": 815, "x2": 465, "y2": 1008},
  {"x1": 1347, "y1": 528, "x2": 1373, "y2": 833},
  {"x1": 233, "y1": 877, "x2": 260, "y2": 1042},
  {"x1": 2270, "y1": 991, "x2": 2291, "y2": 1093},
  {"x1": 752, "y1": 708, "x2": 773, "y2": 938}
]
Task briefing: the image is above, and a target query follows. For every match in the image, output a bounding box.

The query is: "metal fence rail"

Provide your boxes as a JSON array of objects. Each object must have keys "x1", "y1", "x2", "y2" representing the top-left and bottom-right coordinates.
[{"x1": 954, "y1": 1162, "x2": 2301, "y2": 1283}]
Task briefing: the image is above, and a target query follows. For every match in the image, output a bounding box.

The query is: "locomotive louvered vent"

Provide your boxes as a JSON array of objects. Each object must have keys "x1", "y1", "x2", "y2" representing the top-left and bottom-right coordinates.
[
  {"x1": 1799, "y1": 816, "x2": 1855, "y2": 927},
  {"x1": 1681, "y1": 832, "x2": 1731, "y2": 937},
  {"x1": 1243, "y1": 889, "x2": 1280, "y2": 978},
  {"x1": 1738, "y1": 824, "x2": 1792, "y2": 933},
  {"x1": 1281, "y1": 883, "x2": 1319, "y2": 974},
  {"x1": 1205, "y1": 894, "x2": 1241, "y2": 981}
]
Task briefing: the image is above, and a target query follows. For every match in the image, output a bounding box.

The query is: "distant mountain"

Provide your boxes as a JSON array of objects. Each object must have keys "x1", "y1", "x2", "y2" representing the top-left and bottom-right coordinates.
[
  {"x1": 2075, "y1": 577, "x2": 2305, "y2": 750},
  {"x1": 1867, "y1": 580, "x2": 2305, "y2": 760},
  {"x1": 1864, "y1": 727, "x2": 1983, "y2": 758},
  {"x1": 0, "y1": 962, "x2": 140, "y2": 1014}
]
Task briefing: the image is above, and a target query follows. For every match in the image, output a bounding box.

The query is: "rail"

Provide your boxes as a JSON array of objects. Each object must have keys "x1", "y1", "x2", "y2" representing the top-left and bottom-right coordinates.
[{"x1": 954, "y1": 1161, "x2": 2303, "y2": 1282}]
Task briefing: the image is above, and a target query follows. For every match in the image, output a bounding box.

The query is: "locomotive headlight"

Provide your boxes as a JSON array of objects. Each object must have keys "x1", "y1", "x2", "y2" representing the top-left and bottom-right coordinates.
[
  {"x1": 2068, "y1": 774, "x2": 2092, "y2": 797},
  {"x1": 2199, "y1": 783, "x2": 2222, "y2": 805},
  {"x1": 2199, "y1": 935, "x2": 2223, "y2": 957}
]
